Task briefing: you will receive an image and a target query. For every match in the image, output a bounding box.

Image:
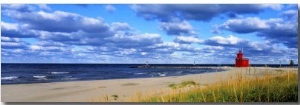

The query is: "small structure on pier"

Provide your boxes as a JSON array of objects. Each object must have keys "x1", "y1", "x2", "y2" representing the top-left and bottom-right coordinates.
[{"x1": 235, "y1": 50, "x2": 249, "y2": 67}]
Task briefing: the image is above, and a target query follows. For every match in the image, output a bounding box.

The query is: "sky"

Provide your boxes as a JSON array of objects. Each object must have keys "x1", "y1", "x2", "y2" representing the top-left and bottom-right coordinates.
[{"x1": 1, "y1": 4, "x2": 298, "y2": 64}]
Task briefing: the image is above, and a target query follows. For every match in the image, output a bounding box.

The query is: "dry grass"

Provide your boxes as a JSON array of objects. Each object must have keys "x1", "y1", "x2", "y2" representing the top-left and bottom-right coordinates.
[{"x1": 93, "y1": 67, "x2": 298, "y2": 102}]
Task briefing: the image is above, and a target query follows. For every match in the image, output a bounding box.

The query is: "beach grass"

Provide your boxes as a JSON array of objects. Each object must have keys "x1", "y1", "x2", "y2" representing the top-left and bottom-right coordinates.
[
  {"x1": 168, "y1": 80, "x2": 196, "y2": 89},
  {"x1": 94, "y1": 68, "x2": 298, "y2": 102},
  {"x1": 133, "y1": 68, "x2": 298, "y2": 102}
]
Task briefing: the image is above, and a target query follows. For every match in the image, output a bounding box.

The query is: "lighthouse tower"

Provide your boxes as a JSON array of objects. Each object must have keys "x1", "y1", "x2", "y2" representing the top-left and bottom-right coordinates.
[{"x1": 235, "y1": 50, "x2": 249, "y2": 67}]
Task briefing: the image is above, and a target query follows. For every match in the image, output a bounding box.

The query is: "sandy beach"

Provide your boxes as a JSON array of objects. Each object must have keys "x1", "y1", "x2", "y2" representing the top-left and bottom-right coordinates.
[{"x1": 1, "y1": 67, "x2": 297, "y2": 102}]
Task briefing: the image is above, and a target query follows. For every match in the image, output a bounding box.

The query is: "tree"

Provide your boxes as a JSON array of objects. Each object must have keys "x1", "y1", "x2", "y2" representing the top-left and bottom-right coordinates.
[{"x1": 289, "y1": 60, "x2": 294, "y2": 67}]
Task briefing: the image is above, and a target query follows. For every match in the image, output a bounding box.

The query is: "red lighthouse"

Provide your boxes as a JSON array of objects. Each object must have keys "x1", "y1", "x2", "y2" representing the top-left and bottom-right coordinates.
[{"x1": 235, "y1": 51, "x2": 249, "y2": 67}]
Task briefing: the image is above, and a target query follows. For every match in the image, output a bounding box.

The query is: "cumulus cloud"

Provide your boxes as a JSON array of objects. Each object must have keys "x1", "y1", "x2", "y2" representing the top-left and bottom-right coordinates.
[
  {"x1": 1, "y1": 21, "x2": 40, "y2": 38},
  {"x1": 218, "y1": 13, "x2": 298, "y2": 48},
  {"x1": 131, "y1": 4, "x2": 282, "y2": 22},
  {"x1": 1, "y1": 4, "x2": 35, "y2": 12},
  {"x1": 153, "y1": 42, "x2": 200, "y2": 52},
  {"x1": 1, "y1": 4, "x2": 297, "y2": 64},
  {"x1": 219, "y1": 17, "x2": 269, "y2": 33},
  {"x1": 106, "y1": 33, "x2": 163, "y2": 48},
  {"x1": 1, "y1": 36, "x2": 29, "y2": 49},
  {"x1": 226, "y1": 12, "x2": 243, "y2": 19},
  {"x1": 174, "y1": 36, "x2": 203, "y2": 44},
  {"x1": 29, "y1": 45, "x2": 69, "y2": 52},
  {"x1": 132, "y1": 4, "x2": 283, "y2": 37},
  {"x1": 1, "y1": 36, "x2": 20, "y2": 42},
  {"x1": 105, "y1": 5, "x2": 116, "y2": 13},
  {"x1": 111, "y1": 22, "x2": 132, "y2": 31},
  {"x1": 205, "y1": 35, "x2": 244, "y2": 46},
  {"x1": 159, "y1": 19, "x2": 195, "y2": 35},
  {"x1": 2, "y1": 8, "x2": 112, "y2": 33},
  {"x1": 280, "y1": 10, "x2": 298, "y2": 20}
]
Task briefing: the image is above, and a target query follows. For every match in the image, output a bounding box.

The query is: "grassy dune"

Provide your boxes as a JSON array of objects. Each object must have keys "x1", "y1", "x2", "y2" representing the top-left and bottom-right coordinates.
[
  {"x1": 94, "y1": 68, "x2": 298, "y2": 102},
  {"x1": 137, "y1": 69, "x2": 298, "y2": 102}
]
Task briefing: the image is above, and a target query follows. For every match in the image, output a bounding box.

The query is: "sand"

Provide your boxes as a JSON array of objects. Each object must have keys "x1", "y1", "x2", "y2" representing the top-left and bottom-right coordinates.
[{"x1": 1, "y1": 67, "x2": 297, "y2": 102}]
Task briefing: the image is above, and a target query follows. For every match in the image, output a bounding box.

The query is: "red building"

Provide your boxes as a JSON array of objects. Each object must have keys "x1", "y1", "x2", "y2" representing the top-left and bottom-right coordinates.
[{"x1": 235, "y1": 51, "x2": 249, "y2": 67}]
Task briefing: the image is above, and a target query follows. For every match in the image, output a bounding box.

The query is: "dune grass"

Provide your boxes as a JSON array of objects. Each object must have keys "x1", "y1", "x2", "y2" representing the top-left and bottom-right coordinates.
[
  {"x1": 168, "y1": 80, "x2": 196, "y2": 89},
  {"x1": 135, "y1": 69, "x2": 298, "y2": 102},
  {"x1": 94, "y1": 68, "x2": 298, "y2": 102}
]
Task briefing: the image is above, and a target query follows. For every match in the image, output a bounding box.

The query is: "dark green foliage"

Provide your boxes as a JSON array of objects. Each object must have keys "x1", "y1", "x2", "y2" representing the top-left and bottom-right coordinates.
[
  {"x1": 111, "y1": 95, "x2": 118, "y2": 100},
  {"x1": 290, "y1": 60, "x2": 294, "y2": 67},
  {"x1": 168, "y1": 80, "x2": 197, "y2": 89}
]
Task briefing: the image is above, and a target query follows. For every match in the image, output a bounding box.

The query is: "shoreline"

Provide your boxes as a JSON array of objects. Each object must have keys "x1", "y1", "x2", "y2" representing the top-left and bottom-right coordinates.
[
  {"x1": 1, "y1": 68, "x2": 227, "y2": 86},
  {"x1": 1, "y1": 67, "x2": 297, "y2": 102}
]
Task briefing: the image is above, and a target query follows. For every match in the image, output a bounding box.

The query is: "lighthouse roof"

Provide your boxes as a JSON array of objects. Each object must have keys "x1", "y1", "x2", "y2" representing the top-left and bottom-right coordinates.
[{"x1": 238, "y1": 50, "x2": 243, "y2": 54}]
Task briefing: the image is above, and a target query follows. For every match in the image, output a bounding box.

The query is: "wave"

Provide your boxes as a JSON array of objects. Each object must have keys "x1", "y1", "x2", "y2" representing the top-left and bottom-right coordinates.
[
  {"x1": 1, "y1": 76, "x2": 19, "y2": 80},
  {"x1": 158, "y1": 73, "x2": 166, "y2": 77},
  {"x1": 61, "y1": 76, "x2": 77, "y2": 80},
  {"x1": 50, "y1": 72, "x2": 69, "y2": 74},
  {"x1": 33, "y1": 76, "x2": 47, "y2": 80},
  {"x1": 134, "y1": 73, "x2": 147, "y2": 75},
  {"x1": 175, "y1": 71, "x2": 183, "y2": 74}
]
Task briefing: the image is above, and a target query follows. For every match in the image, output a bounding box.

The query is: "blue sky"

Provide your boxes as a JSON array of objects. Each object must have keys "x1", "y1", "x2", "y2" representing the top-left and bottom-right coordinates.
[{"x1": 1, "y1": 4, "x2": 298, "y2": 64}]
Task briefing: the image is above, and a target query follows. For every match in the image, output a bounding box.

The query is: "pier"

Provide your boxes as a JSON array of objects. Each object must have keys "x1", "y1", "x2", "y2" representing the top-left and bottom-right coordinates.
[{"x1": 135, "y1": 65, "x2": 233, "y2": 70}]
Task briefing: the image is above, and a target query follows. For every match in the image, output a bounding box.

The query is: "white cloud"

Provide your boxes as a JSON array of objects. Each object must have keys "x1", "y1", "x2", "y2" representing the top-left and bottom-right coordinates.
[
  {"x1": 12, "y1": 49, "x2": 23, "y2": 53},
  {"x1": 38, "y1": 4, "x2": 51, "y2": 10},
  {"x1": 1, "y1": 21, "x2": 18, "y2": 31},
  {"x1": 219, "y1": 17, "x2": 269, "y2": 33},
  {"x1": 111, "y1": 22, "x2": 131, "y2": 31},
  {"x1": 209, "y1": 35, "x2": 242, "y2": 45},
  {"x1": 1, "y1": 36, "x2": 20, "y2": 42},
  {"x1": 204, "y1": 46, "x2": 224, "y2": 50},
  {"x1": 174, "y1": 36, "x2": 203, "y2": 44},
  {"x1": 261, "y1": 4, "x2": 283, "y2": 10},
  {"x1": 30, "y1": 45, "x2": 42, "y2": 50},
  {"x1": 159, "y1": 20, "x2": 195, "y2": 35},
  {"x1": 105, "y1": 5, "x2": 116, "y2": 12}
]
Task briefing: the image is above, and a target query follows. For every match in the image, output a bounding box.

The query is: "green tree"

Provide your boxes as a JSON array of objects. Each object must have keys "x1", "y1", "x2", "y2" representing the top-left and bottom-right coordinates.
[{"x1": 289, "y1": 60, "x2": 294, "y2": 67}]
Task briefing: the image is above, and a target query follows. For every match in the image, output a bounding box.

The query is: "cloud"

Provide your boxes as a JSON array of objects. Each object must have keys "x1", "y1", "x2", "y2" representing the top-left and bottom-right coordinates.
[
  {"x1": 218, "y1": 17, "x2": 269, "y2": 33},
  {"x1": 204, "y1": 35, "x2": 244, "y2": 46},
  {"x1": 131, "y1": 4, "x2": 282, "y2": 22},
  {"x1": 174, "y1": 36, "x2": 203, "y2": 44},
  {"x1": 38, "y1": 30, "x2": 114, "y2": 46},
  {"x1": 258, "y1": 20, "x2": 298, "y2": 48},
  {"x1": 227, "y1": 12, "x2": 238, "y2": 18},
  {"x1": 199, "y1": 35, "x2": 297, "y2": 64},
  {"x1": 2, "y1": 7, "x2": 111, "y2": 33},
  {"x1": 159, "y1": 19, "x2": 195, "y2": 35},
  {"x1": 111, "y1": 22, "x2": 132, "y2": 31},
  {"x1": 152, "y1": 42, "x2": 200, "y2": 52},
  {"x1": 226, "y1": 12, "x2": 243, "y2": 19},
  {"x1": 37, "y1": 4, "x2": 51, "y2": 11},
  {"x1": 1, "y1": 36, "x2": 29, "y2": 49},
  {"x1": 1, "y1": 4, "x2": 35, "y2": 12},
  {"x1": 218, "y1": 13, "x2": 298, "y2": 48},
  {"x1": 1, "y1": 36, "x2": 20, "y2": 42},
  {"x1": 280, "y1": 10, "x2": 298, "y2": 20},
  {"x1": 29, "y1": 45, "x2": 69, "y2": 52},
  {"x1": 105, "y1": 5, "x2": 116, "y2": 13},
  {"x1": 106, "y1": 33, "x2": 163, "y2": 48},
  {"x1": 1, "y1": 21, "x2": 40, "y2": 38},
  {"x1": 1, "y1": 4, "x2": 296, "y2": 64}
]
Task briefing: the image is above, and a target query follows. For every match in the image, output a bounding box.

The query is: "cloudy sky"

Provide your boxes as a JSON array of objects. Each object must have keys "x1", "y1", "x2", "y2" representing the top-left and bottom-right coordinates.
[{"x1": 1, "y1": 4, "x2": 298, "y2": 64}]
